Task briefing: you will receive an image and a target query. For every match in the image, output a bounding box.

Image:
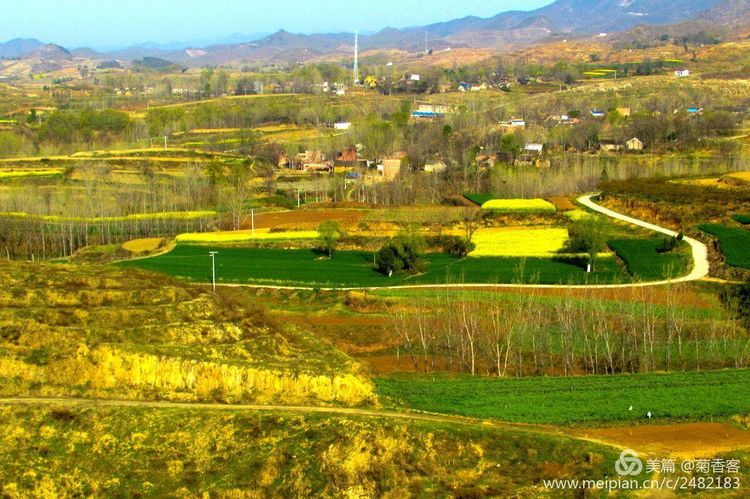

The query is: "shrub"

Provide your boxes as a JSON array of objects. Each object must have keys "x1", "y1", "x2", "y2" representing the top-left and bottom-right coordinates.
[
  {"x1": 657, "y1": 232, "x2": 684, "y2": 253},
  {"x1": 564, "y1": 216, "x2": 611, "y2": 269},
  {"x1": 438, "y1": 235, "x2": 475, "y2": 258},
  {"x1": 721, "y1": 281, "x2": 750, "y2": 329},
  {"x1": 375, "y1": 228, "x2": 426, "y2": 276},
  {"x1": 317, "y1": 221, "x2": 344, "y2": 258}
]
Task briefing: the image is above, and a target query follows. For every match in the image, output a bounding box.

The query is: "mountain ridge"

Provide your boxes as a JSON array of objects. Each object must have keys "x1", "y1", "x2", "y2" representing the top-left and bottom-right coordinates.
[{"x1": 1, "y1": 0, "x2": 746, "y2": 67}]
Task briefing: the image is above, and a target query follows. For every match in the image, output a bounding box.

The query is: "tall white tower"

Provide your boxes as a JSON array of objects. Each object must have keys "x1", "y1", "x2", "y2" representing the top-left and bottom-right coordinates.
[{"x1": 353, "y1": 31, "x2": 359, "y2": 85}]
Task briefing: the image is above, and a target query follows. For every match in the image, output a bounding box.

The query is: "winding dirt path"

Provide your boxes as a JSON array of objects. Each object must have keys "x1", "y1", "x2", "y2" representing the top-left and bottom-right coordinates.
[
  {"x1": 3, "y1": 397, "x2": 746, "y2": 460},
  {"x1": 0, "y1": 396, "x2": 561, "y2": 438},
  {"x1": 577, "y1": 194, "x2": 709, "y2": 284}
]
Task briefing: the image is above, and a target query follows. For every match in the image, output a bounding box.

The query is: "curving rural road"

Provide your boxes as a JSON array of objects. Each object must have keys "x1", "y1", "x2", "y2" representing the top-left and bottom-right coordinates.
[
  {"x1": 0, "y1": 396, "x2": 563, "y2": 439},
  {"x1": 576, "y1": 194, "x2": 709, "y2": 285},
  {"x1": 208, "y1": 194, "x2": 709, "y2": 291}
]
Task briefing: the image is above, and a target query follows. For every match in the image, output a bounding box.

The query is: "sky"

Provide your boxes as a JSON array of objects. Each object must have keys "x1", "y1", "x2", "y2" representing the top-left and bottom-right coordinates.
[{"x1": 0, "y1": 0, "x2": 553, "y2": 50}]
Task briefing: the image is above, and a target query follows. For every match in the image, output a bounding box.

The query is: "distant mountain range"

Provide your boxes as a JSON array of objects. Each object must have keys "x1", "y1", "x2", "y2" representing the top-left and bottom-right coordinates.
[{"x1": 1, "y1": 0, "x2": 747, "y2": 69}]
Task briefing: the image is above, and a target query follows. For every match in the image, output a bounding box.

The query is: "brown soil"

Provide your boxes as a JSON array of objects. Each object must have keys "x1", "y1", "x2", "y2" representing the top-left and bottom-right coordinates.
[
  {"x1": 283, "y1": 315, "x2": 386, "y2": 327},
  {"x1": 548, "y1": 196, "x2": 577, "y2": 211},
  {"x1": 243, "y1": 209, "x2": 366, "y2": 230},
  {"x1": 362, "y1": 354, "x2": 458, "y2": 375},
  {"x1": 574, "y1": 422, "x2": 750, "y2": 459}
]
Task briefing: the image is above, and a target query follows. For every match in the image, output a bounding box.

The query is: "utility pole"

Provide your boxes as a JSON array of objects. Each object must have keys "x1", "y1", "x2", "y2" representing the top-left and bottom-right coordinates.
[
  {"x1": 353, "y1": 31, "x2": 359, "y2": 85},
  {"x1": 164, "y1": 136, "x2": 168, "y2": 150},
  {"x1": 209, "y1": 251, "x2": 218, "y2": 291},
  {"x1": 251, "y1": 209, "x2": 255, "y2": 238}
]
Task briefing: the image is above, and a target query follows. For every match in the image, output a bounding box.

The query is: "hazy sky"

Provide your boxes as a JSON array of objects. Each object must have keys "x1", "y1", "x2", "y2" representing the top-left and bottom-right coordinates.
[{"x1": 0, "y1": 0, "x2": 553, "y2": 49}]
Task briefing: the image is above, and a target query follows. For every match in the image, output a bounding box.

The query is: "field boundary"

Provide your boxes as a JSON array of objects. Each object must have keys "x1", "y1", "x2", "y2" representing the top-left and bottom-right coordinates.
[{"x1": 190, "y1": 194, "x2": 709, "y2": 291}]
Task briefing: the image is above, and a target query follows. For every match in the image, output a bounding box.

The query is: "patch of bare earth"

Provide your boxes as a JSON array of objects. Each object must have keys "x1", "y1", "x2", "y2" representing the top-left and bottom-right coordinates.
[{"x1": 573, "y1": 423, "x2": 750, "y2": 460}]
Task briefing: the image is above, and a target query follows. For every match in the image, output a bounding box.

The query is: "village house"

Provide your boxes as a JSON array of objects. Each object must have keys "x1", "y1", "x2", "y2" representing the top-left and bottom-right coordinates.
[
  {"x1": 675, "y1": 69, "x2": 690, "y2": 78},
  {"x1": 626, "y1": 137, "x2": 644, "y2": 151},
  {"x1": 378, "y1": 153, "x2": 407, "y2": 181},
  {"x1": 295, "y1": 150, "x2": 331, "y2": 172},
  {"x1": 424, "y1": 161, "x2": 447, "y2": 173},
  {"x1": 524, "y1": 143, "x2": 544, "y2": 155},
  {"x1": 336, "y1": 145, "x2": 358, "y2": 164},
  {"x1": 499, "y1": 118, "x2": 526, "y2": 132},
  {"x1": 411, "y1": 104, "x2": 451, "y2": 120},
  {"x1": 599, "y1": 140, "x2": 622, "y2": 152},
  {"x1": 334, "y1": 122, "x2": 352, "y2": 130},
  {"x1": 547, "y1": 114, "x2": 578, "y2": 126}
]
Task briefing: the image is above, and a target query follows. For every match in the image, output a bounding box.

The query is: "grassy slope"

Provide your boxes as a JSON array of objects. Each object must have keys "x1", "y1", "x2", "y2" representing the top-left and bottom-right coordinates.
[
  {"x1": 699, "y1": 224, "x2": 750, "y2": 269},
  {"x1": 463, "y1": 193, "x2": 493, "y2": 206},
  {"x1": 375, "y1": 370, "x2": 750, "y2": 425},
  {"x1": 0, "y1": 406, "x2": 622, "y2": 497},
  {"x1": 0, "y1": 262, "x2": 371, "y2": 405},
  {"x1": 119, "y1": 244, "x2": 630, "y2": 287}
]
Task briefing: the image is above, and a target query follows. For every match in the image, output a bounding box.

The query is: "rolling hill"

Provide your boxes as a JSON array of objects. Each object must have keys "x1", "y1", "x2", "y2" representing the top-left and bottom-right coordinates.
[{"x1": 0, "y1": 0, "x2": 745, "y2": 68}]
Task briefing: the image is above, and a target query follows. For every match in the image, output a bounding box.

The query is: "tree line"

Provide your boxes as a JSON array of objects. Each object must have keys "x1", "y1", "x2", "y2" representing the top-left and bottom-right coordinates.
[{"x1": 388, "y1": 285, "x2": 749, "y2": 377}]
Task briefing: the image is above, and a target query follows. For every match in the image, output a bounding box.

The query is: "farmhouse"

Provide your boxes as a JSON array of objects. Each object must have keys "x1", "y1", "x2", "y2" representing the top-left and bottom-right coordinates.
[
  {"x1": 600, "y1": 140, "x2": 622, "y2": 152},
  {"x1": 548, "y1": 114, "x2": 577, "y2": 125},
  {"x1": 295, "y1": 150, "x2": 332, "y2": 171},
  {"x1": 626, "y1": 137, "x2": 644, "y2": 151},
  {"x1": 379, "y1": 157, "x2": 404, "y2": 181},
  {"x1": 675, "y1": 69, "x2": 690, "y2": 78},
  {"x1": 424, "y1": 161, "x2": 447, "y2": 173},
  {"x1": 499, "y1": 118, "x2": 526, "y2": 131},
  {"x1": 334, "y1": 122, "x2": 352, "y2": 130},
  {"x1": 336, "y1": 146, "x2": 358, "y2": 164},
  {"x1": 411, "y1": 104, "x2": 451, "y2": 120},
  {"x1": 524, "y1": 143, "x2": 544, "y2": 154},
  {"x1": 590, "y1": 110, "x2": 605, "y2": 118}
]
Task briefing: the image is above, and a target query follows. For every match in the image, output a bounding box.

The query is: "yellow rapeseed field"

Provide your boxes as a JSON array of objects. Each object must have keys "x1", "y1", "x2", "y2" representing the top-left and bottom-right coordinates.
[
  {"x1": 122, "y1": 238, "x2": 163, "y2": 253},
  {"x1": 0, "y1": 210, "x2": 217, "y2": 223},
  {"x1": 564, "y1": 209, "x2": 594, "y2": 221},
  {"x1": 480, "y1": 199, "x2": 556, "y2": 213},
  {"x1": 470, "y1": 227, "x2": 569, "y2": 257},
  {"x1": 726, "y1": 172, "x2": 750, "y2": 183},
  {"x1": 0, "y1": 170, "x2": 62, "y2": 179},
  {"x1": 176, "y1": 228, "x2": 318, "y2": 243},
  {"x1": 189, "y1": 128, "x2": 240, "y2": 134}
]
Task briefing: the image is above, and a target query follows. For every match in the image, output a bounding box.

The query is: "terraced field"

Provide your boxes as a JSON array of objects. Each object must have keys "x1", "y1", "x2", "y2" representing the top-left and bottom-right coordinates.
[{"x1": 700, "y1": 223, "x2": 750, "y2": 269}]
